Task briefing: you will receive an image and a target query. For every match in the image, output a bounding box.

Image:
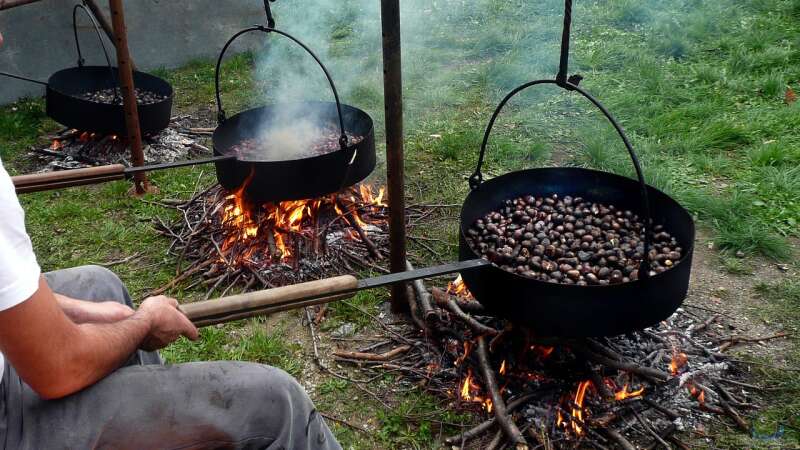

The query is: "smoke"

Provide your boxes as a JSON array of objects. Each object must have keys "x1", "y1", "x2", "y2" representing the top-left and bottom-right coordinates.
[{"x1": 222, "y1": 0, "x2": 690, "y2": 161}]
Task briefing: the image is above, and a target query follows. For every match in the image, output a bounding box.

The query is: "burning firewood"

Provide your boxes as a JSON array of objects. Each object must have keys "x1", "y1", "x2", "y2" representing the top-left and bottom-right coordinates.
[{"x1": 326, "y1": 273, "x2": 765, "y2": 449}]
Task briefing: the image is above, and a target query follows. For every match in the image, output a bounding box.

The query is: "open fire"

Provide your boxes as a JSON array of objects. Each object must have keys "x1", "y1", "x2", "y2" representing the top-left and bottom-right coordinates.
[
  {"x1": 152, "y1": 179, "x2": 390, "y2": 297},
  {"x1": 326, "y1": 273, "x2": 772, "y2": 449},
  {"x1": 217, "y1": 176, "x2": 386, "y2": 267}
]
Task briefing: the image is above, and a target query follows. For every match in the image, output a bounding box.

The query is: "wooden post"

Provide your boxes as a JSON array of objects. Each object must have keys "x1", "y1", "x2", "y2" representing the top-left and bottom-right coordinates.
[
  {"x1": 108, "y1": 0, "x2": 148, "y2": 194},
  {"x1": 380, "y1": 0, "x2": 408, "y2": 313}
]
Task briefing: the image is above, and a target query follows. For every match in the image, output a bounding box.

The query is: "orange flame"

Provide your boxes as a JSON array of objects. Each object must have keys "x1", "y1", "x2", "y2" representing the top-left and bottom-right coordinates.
[
  {"x1": 499, "y1": 360, "x2": 507, "y2": 376},
  {"x1": 454, "y1": 341, "x2": 472, "y2": 366},
  {"x1": 447, "y1": 275, "x2": 475, "y2": 300},
  {"x1": 669, "y1": 351, "x2": 688, "y2": 375},
  {"x1": 689, "y1": 384, "x2": 705, "y2": 404},
  {"x1": 459, "y1": 368, "x2": 493, "y2": 412},
  {"x1": 218, "y1": 181, "x2": 385, "y2": 266},
  {"x1": 50, "y1": 139, "x2": 63, "y2": 150},
  {"x1": 558, "y1": 381, "x2": 592, "y2": 435},
  {"x1": 571, "y1": 380, "x2": 592, "y2": 435},
  {"x1": 614, "y1": 384, "x2": 645, "y2": 401},
  {"x1": 528, "y1": 345, "x2": 555, "y2": 360}
]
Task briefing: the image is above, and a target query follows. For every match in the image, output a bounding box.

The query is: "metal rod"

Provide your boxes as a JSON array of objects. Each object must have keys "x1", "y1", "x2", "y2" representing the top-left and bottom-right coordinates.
[
  {"x1": 0, "y1": 71, "x2": 48, "y2": 86},
  {"x1": 380, "y1": 0, "x2": 408, "y2": 313},
  {"x1": 82, "y1": 0, "x2": 137, "y2": 71},
  {"x1": 0, "y1": 0, "x2": 43, "y2": 11},
  {"x1": 108, "y1": 0, "x2": 148, "y2": 194},
  {"x1": 123, "y1": 155, "x2": 235, "y2": 174}
]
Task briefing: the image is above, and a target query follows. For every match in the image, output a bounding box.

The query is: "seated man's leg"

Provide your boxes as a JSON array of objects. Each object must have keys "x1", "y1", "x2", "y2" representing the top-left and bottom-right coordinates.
[
  {"x1": 43, "y1": 264, "x2": 160, "y2": 365},
  {"x1": 6, "y1": 361, "x2": 340, "y2": 450}
]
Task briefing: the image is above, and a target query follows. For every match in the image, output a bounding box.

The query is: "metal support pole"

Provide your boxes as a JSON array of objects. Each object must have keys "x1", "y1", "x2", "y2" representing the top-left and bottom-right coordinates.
[
  {"x1": 108, "y1": 0, "x2": 148, "y2": 194},
  {"x1": 380, "y1": 0, "x2": 408, "y2": 313}
]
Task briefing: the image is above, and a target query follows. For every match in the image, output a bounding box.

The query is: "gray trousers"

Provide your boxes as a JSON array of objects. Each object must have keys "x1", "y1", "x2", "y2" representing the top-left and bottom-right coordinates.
[{"x1": 0, "y1": 265, "x2": 340, "y2": 450}]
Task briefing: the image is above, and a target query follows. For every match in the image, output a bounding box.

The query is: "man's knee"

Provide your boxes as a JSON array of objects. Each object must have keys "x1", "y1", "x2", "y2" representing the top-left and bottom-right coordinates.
[{"x1": 45, "y1": 264, "x2": 130, "y2": 304}]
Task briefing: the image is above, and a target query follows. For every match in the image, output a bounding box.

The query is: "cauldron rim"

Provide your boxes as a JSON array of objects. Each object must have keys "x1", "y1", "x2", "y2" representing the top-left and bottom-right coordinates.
[{"x1": 458, "y1": 166, "x2": 696, "y2": 289}]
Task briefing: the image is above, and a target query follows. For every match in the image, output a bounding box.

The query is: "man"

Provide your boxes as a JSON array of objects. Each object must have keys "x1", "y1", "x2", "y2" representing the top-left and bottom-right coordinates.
[{"x1": 0, "y1": 31, "x2": 340, "y2": 450}]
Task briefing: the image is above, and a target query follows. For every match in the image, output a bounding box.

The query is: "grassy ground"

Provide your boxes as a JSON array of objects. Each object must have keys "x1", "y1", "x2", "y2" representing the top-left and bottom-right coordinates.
[{"x1": 1, "y1": 0, "x2": 799, "y2": 448}]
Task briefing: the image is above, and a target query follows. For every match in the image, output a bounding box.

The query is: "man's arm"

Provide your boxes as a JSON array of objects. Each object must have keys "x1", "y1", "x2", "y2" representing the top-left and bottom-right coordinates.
[
  {"x1": 0, "y1": 276, "x2": 198, "y2": 399},
  {"x1": 55, "y1": 293, "x2": 134, "y2": 324}
]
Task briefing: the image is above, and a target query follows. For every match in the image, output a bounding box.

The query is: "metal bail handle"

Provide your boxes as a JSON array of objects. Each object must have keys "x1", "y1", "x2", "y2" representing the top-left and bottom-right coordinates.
[
  {"x1": 73, "y1": 3, "x2": 118, "y2": 101},
  {"x1": 213, "y1": 26, "x2": 349, "y2": 151},
  {"x1": 469, "y1": 79, "x2": 655, "y2": 279}
]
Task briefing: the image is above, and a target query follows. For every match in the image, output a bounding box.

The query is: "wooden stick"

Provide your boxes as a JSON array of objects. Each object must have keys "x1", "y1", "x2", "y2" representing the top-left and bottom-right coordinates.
[
  {"x1": 332, "y1": 345, "x2": 411, "y2": 362},
  {"x1": 476, "y1": 336, "x2": 528, "y2": 450},
  {"x1": 444, "y1": 392, "x2": 540, "y2": 444},
  {"x1": 643, "y1": 398, "x2": 680, "y2": 420},
  {"x1": 576, "y1": 344, "x2": 670, "y2": 382},
  {"x1": 406, "y1": 260, "x2": 435, "y2": 320},
  {"x1": 688, "y1": 313, "x2": 720, "y2": 336},
  {"x1": 603, "y1": 427, "x2": 637, "y2": 450},
  {"x1": 717, "y1": 332, "x2": 789, "y2": 352},
  {"x1": 633, "y1": 408, "x2": 672, "y2": 450},
  {"x1": 432, "y1": 288, "x2": 498, "y2": 336}
]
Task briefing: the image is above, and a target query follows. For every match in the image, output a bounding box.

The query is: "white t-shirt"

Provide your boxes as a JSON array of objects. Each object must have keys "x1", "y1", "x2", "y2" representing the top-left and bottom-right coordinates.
[{"x1": 0, "y1": 158, "x2": 42, "y2": 379}]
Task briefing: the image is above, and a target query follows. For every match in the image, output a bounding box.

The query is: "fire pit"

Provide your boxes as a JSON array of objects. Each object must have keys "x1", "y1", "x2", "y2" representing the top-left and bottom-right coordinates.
[
  {"x1": 150, "y1": 180, "x2": 394, "y2": 299},
  {"x1": 27, "y1": 116, "x2": 210, "y2": 172},
  {"x1": 326, "y1": 276, "x2": 771, "y2": 450}
]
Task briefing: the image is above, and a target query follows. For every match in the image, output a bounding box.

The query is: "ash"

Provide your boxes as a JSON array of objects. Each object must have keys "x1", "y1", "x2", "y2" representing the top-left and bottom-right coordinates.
[
  {"x1": 330, "y1": 280, "x2": 774, "y2": 449},
  {"x1": 27, "y1": 115, "x2": 211, "y2": 172}
]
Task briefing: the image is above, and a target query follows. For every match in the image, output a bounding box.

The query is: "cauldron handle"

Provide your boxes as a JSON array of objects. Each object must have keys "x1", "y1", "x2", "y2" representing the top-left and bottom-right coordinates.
[
  {"x1": 72, "y1": 3, "x2": 119, "y2": 102},
  {"x1": 214, "y1": 26, "x2": 349, "y2": 152},
  {"x1": 468, "y1": 79, "x2": 654, "y2": 279}
]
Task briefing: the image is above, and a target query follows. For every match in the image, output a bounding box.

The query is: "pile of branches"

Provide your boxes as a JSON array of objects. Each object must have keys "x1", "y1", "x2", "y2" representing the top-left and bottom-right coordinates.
[
  {"x1": 330, "y1": 270, "x2": 787, "y2": 449},
  {"x1": 148, "y1": 184, "x2": 449, "y2": 299}
]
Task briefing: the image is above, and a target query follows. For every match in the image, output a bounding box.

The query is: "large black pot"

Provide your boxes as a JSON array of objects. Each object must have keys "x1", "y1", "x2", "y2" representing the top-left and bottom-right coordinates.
[
  {"x1": 46, "y1": 4, "x2": 172, "y2": 135},
  {"x1": 458, "y1": 79, "x2": 695, "y2": 337},
  {"x1": 46, "y1": 66, "x2": 173, "y2": 136},
  {"x1": 211, "y1": 25, "x2": 376, "y2": 203}
]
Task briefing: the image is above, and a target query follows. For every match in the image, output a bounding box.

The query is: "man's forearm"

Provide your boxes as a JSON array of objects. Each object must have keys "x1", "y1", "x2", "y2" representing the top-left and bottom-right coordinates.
[
  {"x1": 54, "y1": 293, "x2": 84, "y2": 321},
  {"x1": 54, "y1": 293, "x2": 133, "y2": 324},
  {"x1": 53, "y1": 310, "x2": 153, "y2": 398}
]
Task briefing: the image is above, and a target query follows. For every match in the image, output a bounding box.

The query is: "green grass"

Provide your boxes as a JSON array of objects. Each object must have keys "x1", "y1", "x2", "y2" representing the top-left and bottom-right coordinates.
[{"x1": 162, "y1": 320, "x2": 303, "y2": 376}]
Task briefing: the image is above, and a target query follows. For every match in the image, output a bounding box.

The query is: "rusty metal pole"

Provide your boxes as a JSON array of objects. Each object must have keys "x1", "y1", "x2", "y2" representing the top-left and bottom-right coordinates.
[
  {"x1": 380, "y1": 0, "x2": 408, "y2": 313},
  {"x1": 108, "y1": 0, "x2": 148, "y2": 194}
]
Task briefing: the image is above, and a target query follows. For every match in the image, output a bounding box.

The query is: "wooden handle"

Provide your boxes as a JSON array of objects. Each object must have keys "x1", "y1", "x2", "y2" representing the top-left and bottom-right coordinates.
[
  {"x1": 181, "y1": 275, "x2": 359, "y2": 323},
  {"x1": 12, "y1": 164, "x2": 126, "y2": 189},
  {"x1": 190, "y1": 292, "x2": 354, "y2": 327},
  {"x1": 14, "y1": 175, "x2": 126, "y2": 194}
]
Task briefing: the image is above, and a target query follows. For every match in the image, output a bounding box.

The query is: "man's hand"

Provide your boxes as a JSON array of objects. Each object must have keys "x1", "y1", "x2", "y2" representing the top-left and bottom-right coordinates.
[
  {"x1": 137, "y1": 296, "x2": 199, "y2": 351},
  {"x1": 56, "y1": 294, "x2": 134, "y2": 324}
]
